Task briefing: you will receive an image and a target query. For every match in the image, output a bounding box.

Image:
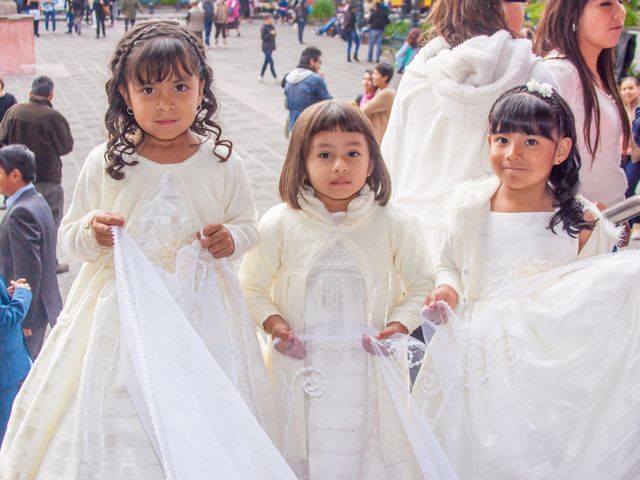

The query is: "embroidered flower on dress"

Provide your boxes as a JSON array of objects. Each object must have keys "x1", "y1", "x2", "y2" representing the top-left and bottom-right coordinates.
[{"x1": 526, "y1": 79, "x2": 554, "y2": 98}]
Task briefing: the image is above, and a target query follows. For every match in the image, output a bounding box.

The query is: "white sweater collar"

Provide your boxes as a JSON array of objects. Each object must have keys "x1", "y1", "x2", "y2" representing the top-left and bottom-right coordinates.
[{"x1": 297, "y1": 185, "x2": 378, "y2": 227}]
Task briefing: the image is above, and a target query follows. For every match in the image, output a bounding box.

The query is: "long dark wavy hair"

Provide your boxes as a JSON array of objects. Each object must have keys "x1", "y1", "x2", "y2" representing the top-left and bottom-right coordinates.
[
  {"x1": 535, "y1": 0, "x2": 630, "y2": 161},
  {"x1": 488, "y1": 85, "x2": 596, "y2": 237},
  {"x1": 103, "y1": 20, "x2": 232, "y2": 180}
]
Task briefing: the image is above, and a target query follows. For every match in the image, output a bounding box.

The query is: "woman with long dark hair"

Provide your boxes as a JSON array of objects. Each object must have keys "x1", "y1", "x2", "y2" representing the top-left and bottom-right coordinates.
[{"x1": 535, "y1": 0, "x2": 629, "y2": 207}]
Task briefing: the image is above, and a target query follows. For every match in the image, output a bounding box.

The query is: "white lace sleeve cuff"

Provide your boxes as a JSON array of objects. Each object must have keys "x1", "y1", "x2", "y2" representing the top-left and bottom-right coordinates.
[{"x1": 80, "y1": 214, "x2": 112, "y2": 257}]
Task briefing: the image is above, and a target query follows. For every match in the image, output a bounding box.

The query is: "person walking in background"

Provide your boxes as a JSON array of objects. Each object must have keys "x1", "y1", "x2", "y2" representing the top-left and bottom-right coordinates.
[
  {"x1": 214, "y1": 0, "x2": 228, "y2": 47},
  {"x1": 227, "y1": 0, "x2": 241, "y2": 37},
  {"x1": 0, "y1": 79, "x2": 16, "y2": 125},
  {"x1": 93, "y1": 0, "x2": 106, "y2": 38},
  {"x1": 42, "y1": 0, "x2": 56, "y2": 32},
  {"x1": 294, "y1": 0, "x2": 306, "y2": 44},
  {"x1": 395, "y1": 27, "x2": 420, "y2": 74},
  {"x1": 260, "y1": 14, "x2": 277, "y2": 83},
  {"x1": 366, "y1": 2, "x2": 389, "y2": 63},
  {"x1": 202, "y1": 0, "x2": 214, "y2": 47},
  {"x1": 120, "y1": 0, "x2": 141, "y2": 32},
  {"x1": 0, "y1": 272, "x2": 32, "y2": 447},
  {"x1": 342, "y1": 2, "x2": 359, "y2": 62},
  {"x1": 27, "y1": 0, "x2": 40, "y2": 37},
  {"x1": 282, "y1": 47, "x2": 333, "y2": 134},
  {"x1": 186, "y1": 0, "x2": 205, "y2": 43},
  {"x1": 0, "y1": 76, "x2": 74, "y2": 274},
  {"x1": 361, "y1": 62, "x2": 394, "y2": 143},
  {"x1": 0, "y1": 144, "x2": 62, "y2": 361},
  {"x1": 71, "y1": 0, "x2": 83, "y2": 35}
]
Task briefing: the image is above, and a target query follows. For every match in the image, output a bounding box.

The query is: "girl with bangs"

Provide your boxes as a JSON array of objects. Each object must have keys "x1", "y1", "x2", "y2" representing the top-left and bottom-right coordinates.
[
  {"x1": 0, "y1": 20, "x2": 295, "y2": 479},
  {"x1": 413, "y1": 84, "x2": 640, "y2": 479},
  {"x1": 240, "y1": 100, "x2": 434, "y2": 479},
  {"x1": 381, "y1": 0, "x2": 555, "y2": 263}
]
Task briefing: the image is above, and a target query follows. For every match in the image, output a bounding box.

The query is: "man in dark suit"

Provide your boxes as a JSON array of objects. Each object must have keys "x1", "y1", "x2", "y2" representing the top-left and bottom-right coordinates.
[{"x1": 0, "y1": 144, "x2": 62, "y2": 359}]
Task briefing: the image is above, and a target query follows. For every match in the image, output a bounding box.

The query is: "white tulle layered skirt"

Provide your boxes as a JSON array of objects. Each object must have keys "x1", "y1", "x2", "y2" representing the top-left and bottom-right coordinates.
[{"x1": 415, "y1": 250, "x2": 640, "y2": 480}]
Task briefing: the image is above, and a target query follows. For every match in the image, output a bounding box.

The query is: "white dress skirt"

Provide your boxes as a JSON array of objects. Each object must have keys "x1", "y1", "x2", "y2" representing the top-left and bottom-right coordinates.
[
  {"x1": 275, "y1": 241, "x2": 404, "y2": 480},
  {"x1": 0, "y1": 170, "x2": 290, "y2": 479},
  {"x1": 415, "y1": 212, "x2": 640, "y2": 479}
]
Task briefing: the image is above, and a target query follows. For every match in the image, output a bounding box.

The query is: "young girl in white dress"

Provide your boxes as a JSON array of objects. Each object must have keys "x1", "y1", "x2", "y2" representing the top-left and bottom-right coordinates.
[
  {"x1": 240, "y1": 100, "x2": 434, "y2": 479},
  {"x1": 0, "y1": 20, "x2": 292, "y2": 479},
  {"x1": 414, "y1": 83, "x2": 640, "y2": 479}
]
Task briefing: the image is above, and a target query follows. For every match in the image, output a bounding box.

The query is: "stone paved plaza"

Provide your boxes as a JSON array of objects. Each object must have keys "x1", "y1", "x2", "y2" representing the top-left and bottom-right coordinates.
[{"x1": 1, "y1": 11, "x2": 399, "y2": 297}]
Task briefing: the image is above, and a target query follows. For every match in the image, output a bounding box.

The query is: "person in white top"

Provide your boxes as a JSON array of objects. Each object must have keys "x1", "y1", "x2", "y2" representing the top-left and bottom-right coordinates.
[
  {"x1": 240, "y1": 101, "x2": 439, "y2": 479},
  {"x1": 413, "y1": 84, "x2": 640, "y2": 479},
  {"x1": 535, "y1": 0, "x2": 630, "y2": 208},
  {"x1": 381, "y1": 0, "x2": 555, "y2": 262}
]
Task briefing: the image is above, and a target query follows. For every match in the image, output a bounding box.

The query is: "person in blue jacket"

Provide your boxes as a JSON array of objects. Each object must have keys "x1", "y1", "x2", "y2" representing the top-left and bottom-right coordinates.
[
  {"x1": 282, "y1": 47, "x2": 333, "y2": 134},
  {"x1": 0, "y1": 275, "x2": 31, "y2": 445}
]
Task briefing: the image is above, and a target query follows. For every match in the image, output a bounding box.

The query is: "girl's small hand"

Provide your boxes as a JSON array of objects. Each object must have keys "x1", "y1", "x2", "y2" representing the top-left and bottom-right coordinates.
[
  {"x1": 362, "y1": 322, "x2": 408, "y2": 356},
  {"x1": 92, "y1": 212, "x2": 126, "y2": 248},
  {"x1": 198, "y1": 224, "x2": 235, "y2": 259},
  {"x1": 10, "y1": 279, "x2": 31, "y2": 294},
  {"x1": 424, "y1": 285, "x2": 459, "y2": 313},
  {"x1": 264, "y1": 314, "x2": 306, "y2": 359}
]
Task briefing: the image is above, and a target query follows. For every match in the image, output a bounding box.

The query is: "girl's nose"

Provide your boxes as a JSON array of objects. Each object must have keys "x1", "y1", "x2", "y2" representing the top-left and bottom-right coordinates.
[
  {"x1": 505, "y1": 143, "x2": 521, "y2": 160},
  {"x1": 333, "y1": 157, "x2": 348, "y2": 173},
  {"x1": 614, "y1": 1, "x2": 626, "y2": 20}
]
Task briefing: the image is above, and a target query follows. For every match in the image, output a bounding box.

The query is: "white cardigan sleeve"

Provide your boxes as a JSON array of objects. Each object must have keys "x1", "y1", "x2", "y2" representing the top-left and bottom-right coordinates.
[
  {"x1": 433, "y1": 217, "x2": 463, "y2": 297},
  {"x1": 387, "y1": 207, "x2": 435, "y2": 331},
  {"x1": 221, "y1": 154, "x2": 259, "y2": 261},
  {"x1": 239, "y1": 206, "x2": 285, "y2": 329},
  {"x1": 58, "y1": 144, "x2": 110, "y2": 263}
]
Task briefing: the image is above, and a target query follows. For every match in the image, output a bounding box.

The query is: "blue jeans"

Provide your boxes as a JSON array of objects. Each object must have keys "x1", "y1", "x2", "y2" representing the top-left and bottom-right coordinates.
[
  {"x1": 204, "y1": 18, "x2": 213, "y2": 45},
  {"x1": 347, "y1": 30, "x2": 359, "y2": 60},
  {"x1": 44, "y1": 10, "x2": 56, "y2": 30},
  {"x1": 261, "y1": 48, "x2": 276, "y2": 78},
  {"x1": 367, "y1": 28, "x2": 384, "y2": 62},
  {"x1": 625, "y1": 158, "x2": 640, "y2": 224},
  {"x1": 297, "y1": 20, "x2": 305, "y2": 43}
]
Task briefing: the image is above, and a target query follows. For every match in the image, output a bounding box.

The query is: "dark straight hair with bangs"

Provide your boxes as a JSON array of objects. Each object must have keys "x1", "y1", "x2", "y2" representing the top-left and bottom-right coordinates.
[
  {"x1": 279, "y1": 100, "x2": 391, "y2": 210},
  {"x1": 103, "y1": 20, "x2": 232, "y2": 180},
  {"x1": 488, "y1": 85, "x2": 596, "y2": 237}
]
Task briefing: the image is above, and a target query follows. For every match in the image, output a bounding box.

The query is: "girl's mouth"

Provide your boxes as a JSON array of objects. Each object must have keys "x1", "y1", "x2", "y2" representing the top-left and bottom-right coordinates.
[{"x1": 155, "y1": 119, "x2": 178, "y2": 125}]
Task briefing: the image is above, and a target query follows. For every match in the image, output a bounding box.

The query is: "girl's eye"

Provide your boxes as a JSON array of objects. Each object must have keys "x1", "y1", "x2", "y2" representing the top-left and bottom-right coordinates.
[
  {"x1": 347, "y1": 151, "x2": 361, "y2": 158},
  {"x1": 525, "y1": 138, "x2": 539, "y2": 146},
  {"x1": 175, "y1": 84, "x2": 188, "y2": 92},
  {"x1": 142, "y1": 87, "x2": 155, "y2": 95},
  {"x1": 319, "y1": 152, "x2": 331, "y2": 159},
  {"x1": 495, "y1": 137, "x2": 508, "y2": 144}
]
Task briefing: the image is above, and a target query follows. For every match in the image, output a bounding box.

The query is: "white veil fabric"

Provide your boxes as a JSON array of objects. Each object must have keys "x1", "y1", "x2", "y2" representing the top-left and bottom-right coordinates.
[
  {"x1": 112, "y1": 227, "x2": 295, "y2": 479},
  {"x1": 273, "y1": 322, "x2": 458, "y2": 480},
  {"x1": 417, "y1": 251, "x2": 640, "y2": 479}
]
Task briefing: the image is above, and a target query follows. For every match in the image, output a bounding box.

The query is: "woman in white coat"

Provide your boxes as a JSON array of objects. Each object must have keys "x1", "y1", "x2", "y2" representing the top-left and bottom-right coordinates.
[{"x1": 381, "y1": 0, "x2": 554, "y2": 260}]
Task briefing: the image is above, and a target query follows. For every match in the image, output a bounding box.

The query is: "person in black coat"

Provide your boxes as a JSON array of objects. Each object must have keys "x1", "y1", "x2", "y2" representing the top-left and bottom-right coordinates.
[
  {"x1": 260, "y1": 14, "x2": 278, "y2": 82},
  {"x1": 0, "y1": 145, "x2": 62, "y2": 360}
]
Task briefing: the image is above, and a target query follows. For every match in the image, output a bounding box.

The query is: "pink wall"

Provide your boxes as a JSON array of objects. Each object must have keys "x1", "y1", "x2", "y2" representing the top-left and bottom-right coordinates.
[{"x1": 0, "y1": 16, "x2": 35, "y2": 75}]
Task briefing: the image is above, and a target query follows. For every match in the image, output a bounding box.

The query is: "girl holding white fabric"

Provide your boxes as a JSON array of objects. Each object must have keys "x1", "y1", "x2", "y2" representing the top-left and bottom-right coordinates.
[
  {"x1": 0, "y1": 20, "x2": 293, "y2": 480},
  {"x1": 414, "y1": 84, "x2": 640, "y2": 479},
  {"x1": 381, "y1": 0, "x2": 554, "y2": 261},
  {"x1": 535, "y1": 0, "x2": 629, "y2": 208},
  {"x1": 240, "y1": 100, "x2": 434, "y2": 479}
]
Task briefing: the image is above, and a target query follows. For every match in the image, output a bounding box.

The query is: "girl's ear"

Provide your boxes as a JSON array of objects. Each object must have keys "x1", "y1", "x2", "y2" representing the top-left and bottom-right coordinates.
[
  {"x1": 554, "y1": 137, "x2": 573, "y2": 165},
  {"x1": 486, "y1": 134, "x2": 492, "y2": 145},
  {"x1": 367, "y1": 159, "x2": 374, "y2": 177},
  {"x1": 119, "y1": 85, "x2": 131, "y2": 110}
]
